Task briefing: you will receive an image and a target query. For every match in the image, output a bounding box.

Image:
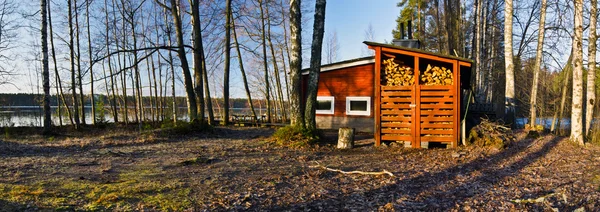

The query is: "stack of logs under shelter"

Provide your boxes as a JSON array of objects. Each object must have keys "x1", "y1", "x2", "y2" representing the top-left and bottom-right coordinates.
[
  {"x1": 379, "y1": 56, "x2": 456, "y2": 148},
  {"x1": 382, "y1": 58, "x2": 453, "y2": 86}
]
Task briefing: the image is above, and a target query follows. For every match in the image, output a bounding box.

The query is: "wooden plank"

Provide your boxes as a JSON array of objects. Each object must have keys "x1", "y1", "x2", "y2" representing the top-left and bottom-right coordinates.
[
  {"x1": 381, "y1": 91, "x2": 413, "y2": 97},
  {"x1": 381, "y1": 110, "x2": 412, "y2": 115},
  {"x1": 421, "y1": 123, "x2": 454, "y2": 128},
  {"x1": 453, "y1": 61, "x2": 460, "y2": 148},
  {"x1": 420, "y1": 91, "x2": 453, "y2": 97},
  {"x1": 381, "y1": 129, "x2": 412, "y2": 134},
  {"x1": 381, "y1": 122, "x2": 411, "y2": 128},
  {"x1": 381, "y1": 104, "x2": 411, "y2": 109},
  {"x1": 381, "y1": 97, "x2": 413, "y2": 103},
  {"x1": 420, "y1": 85, "x2": 453, "y2": 91},
  {"x1": 420, "y1": 110, "x2": 454, "y2": 115},
  {"x1": 381, "y1": 116, "x2": 412, "y2": 121},
  {"x1": 414, "y1": 56, "x2": 421, "y2": 148},
  {"x1": 381, "y1": 85, "x2": 413, "y2": 91},
  {"x1": 420, "y1": 97, "x2": 454, "y2": 102},
  {"x1": 381, "y1": 135, "x2": 413, "y2": 141},
  {"x1": 421, "y1": 116, "x2": 454, "y2": 122},
  {"x1": 420, "y1": 104, "x2": 454, "y2": 109},
  {"x1": 375, "y1": 47, "x2": 382, "y2": 146},
  {"x1": 421, "y1": 129, "x2": 454, "y2": 135},
  {"x1": 421, "y1": 136, "x2": 454, "y2": 142}
]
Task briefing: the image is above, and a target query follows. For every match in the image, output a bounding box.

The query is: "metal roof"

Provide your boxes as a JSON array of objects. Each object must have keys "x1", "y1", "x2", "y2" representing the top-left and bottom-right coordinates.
[{"x1": 363, "y1": 41, "x2": 474, "y2": 63}]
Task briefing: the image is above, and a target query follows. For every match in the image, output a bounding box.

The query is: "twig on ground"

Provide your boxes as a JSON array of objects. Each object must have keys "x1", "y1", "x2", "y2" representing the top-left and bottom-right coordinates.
[{"x1": 309, "y1": 162, "x2": 394, "y2": 177}]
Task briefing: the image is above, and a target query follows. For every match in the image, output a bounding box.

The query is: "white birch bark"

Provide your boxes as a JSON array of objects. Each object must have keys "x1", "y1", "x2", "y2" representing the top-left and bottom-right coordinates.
[
  {"x1": 571, "y1": 0, "x2": 584, "y2": 145},
  {"x1": 585, "y1": 0, "x2": 597, "y2": 136},
  {"x1": 529, "y1": 0, "x2": 547, "y2": 128}
]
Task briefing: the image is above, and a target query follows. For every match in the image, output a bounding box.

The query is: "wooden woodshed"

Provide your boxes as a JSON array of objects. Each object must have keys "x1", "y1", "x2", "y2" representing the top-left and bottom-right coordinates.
[{"x1": 364, "y1": 41, "x2": 473, "y2": 148}]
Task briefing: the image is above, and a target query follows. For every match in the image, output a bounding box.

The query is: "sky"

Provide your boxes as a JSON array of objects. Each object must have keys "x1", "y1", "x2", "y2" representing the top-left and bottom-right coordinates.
[
  {"x1": 0, "y1": 1, "x2": 402, "y2": 97},
  {"x1": 323, "y1": 0, "x2": 399, "y2": 61}
]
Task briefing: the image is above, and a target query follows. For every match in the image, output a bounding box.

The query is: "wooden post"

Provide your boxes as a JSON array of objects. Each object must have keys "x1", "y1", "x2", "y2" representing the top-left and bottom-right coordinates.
[{"x1": 337, "y1": 127, "x2": 355, "y2": 149}]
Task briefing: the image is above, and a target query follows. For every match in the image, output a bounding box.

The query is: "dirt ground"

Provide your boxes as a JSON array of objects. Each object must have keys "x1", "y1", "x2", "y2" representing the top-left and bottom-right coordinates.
[{"x1": 0, "y1": 125, "x2": 599, "y2": 211}]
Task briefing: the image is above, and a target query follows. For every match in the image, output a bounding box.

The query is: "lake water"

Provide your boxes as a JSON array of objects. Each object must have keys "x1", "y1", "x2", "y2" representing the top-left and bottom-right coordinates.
[{"x1": 0, "y1": 106, "x2": 274, "y2": 127}]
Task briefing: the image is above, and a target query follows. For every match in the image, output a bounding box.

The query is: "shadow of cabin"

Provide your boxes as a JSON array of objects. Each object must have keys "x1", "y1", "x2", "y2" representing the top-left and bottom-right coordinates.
[{"x1": 266, "y1": 136, "x2": 564, "y2": 211}]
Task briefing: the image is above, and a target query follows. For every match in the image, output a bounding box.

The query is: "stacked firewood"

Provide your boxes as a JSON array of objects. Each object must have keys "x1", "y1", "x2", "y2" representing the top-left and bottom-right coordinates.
[
  {"x1": 382, "y1": 58, "x2": 415, "y2": 86},
  {"x1": 421, "y1": 64, "x2": 453, "y2": 85}
]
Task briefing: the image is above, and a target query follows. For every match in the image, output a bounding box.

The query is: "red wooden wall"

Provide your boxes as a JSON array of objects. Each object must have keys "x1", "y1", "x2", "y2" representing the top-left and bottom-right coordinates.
[{"x1": 302, "y1": 63, "x2": 375, "y2": 117}]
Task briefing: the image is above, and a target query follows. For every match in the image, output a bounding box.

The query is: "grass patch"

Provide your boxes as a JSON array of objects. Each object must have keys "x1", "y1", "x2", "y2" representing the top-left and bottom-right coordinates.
[
  {"x1": 272, "y1": 125, "x2": 320, "y2": 148},
  {"x1": 0, "y1": 167, "x2": 192, "y2": 211}
]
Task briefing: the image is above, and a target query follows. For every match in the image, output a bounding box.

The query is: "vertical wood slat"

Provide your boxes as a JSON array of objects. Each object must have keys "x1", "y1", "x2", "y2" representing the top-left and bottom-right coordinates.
[
  {"x1": 374, "y1": 47, "x2": 382, "y2": 146},
  {"x1": 452, "y1": 61, "x2": 459, "y2": 148},
  {"x1": 414, "y1": 56, "x2": 421, "y2": 148}
]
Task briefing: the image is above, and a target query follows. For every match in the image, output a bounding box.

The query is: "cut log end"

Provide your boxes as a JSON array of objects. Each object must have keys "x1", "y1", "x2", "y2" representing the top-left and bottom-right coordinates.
[{"x1": 337, "y1": 127, "x2": 355, "y2": 149}]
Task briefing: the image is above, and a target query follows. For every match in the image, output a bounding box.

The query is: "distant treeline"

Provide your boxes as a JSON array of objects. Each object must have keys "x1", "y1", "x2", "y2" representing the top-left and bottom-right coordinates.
[{"x1": 0, "y1": 93, "x2": 267, "y2": 109}]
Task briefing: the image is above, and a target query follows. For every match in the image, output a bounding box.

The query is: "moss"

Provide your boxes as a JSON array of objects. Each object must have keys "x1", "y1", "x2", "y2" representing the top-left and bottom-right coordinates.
[
  {"x1": 272, "y1": 125, "x2": 320, "y2": 147},
  {"x1": 0, "y1": 168, "x2": 192, "y2": 211}
]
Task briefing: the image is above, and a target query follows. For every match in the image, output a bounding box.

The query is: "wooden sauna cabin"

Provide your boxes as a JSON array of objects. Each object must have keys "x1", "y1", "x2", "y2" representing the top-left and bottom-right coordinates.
[
  {"x1": 301, "y1": 41, "x2": 472, "y2": 148},
  {"x1": 364, "y1": 41, "x2": 472, "y2": 148}
]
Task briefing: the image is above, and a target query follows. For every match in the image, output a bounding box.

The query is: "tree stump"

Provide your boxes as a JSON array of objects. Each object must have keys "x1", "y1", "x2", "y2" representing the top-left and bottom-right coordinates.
[{"x1": 337, "y1": 127, "x2": 355, "y2": 149}]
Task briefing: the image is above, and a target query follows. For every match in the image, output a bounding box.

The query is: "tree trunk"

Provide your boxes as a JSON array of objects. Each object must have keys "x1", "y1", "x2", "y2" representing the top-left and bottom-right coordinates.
[
  {"x1": 586, "y1": 0, "x2": 597, "y2": 137},
  {"x1": 529, "y1": 0, "x2": 547, "y2": 128},
  {"x1": 190, "y1": 0, "x2": 205, "y2": 125},
  {"x1": 169, "y1": 0, "x2": 198, "y2": 122},
  {"x1": 551, "y1": 56, "x2": 571, "y2": 134},
  {"x1": 289, "y1": 0, "x2": 303, "y2": 127},
  {"x1": 222, "y1": 0, "x2": 232, "y2": 125},
  {"x1": 304, "y1": 0, "x2": 326, "y2": 131},
  {"x1": 68, "y1": 0, "x2": 80, "y2": 129},
  {"x1": 266, "y1": 5, "x2": 287, "y2": 123},
  {"x1": 203, "y1": 59, "x2": 214, "y2": 125},
  {"x1": 571, "y1": 0, "x2": 584, "y2": 145},
  {"x1": 259, "y1": 0, "x2": 271, "y2": 123},
  {"x1": 41, "y1": 0, "x2": 51, "y2": 133},
  {"x1": 75, "y1": 0, "x2": 86, "y2": 126},
  {"x1": 504, "y1": 0, "x2": 515, "y2": 128},
  {"x1": 163, "y1": 6, "x2": 177, "y2": 124},
  {"x1": 337, "y1": 127, "x2": 354, "y2": 149},
  {"x1": 48, "y1": 1, "x2": 71, "y2": 126},
  {"x1": 232, "y1": 15, "x2": 257, "y2": 122},
  {"x1": 104, "y1": 0, "x2": 118, "y2": 123}
]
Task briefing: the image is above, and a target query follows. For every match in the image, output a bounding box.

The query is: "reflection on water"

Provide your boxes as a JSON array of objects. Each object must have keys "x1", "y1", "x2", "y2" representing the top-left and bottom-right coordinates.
[{"x1": 0, "y1": 106, "x2": 275, "y2": 127}]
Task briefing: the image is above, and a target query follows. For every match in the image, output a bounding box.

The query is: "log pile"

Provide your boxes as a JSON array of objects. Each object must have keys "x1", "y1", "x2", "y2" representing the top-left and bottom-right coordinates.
[
  {"x1": 421, "y1": 64, "x2": 453, "y2": 85},
  {"x1": 382, "y1": 58, "x2": 415, "y2": 86}
]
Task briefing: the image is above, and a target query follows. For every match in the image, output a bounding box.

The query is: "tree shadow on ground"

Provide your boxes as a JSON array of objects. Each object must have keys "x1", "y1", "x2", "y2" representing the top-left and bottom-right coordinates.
[{"x1": 267, "y1": 135, "x2": 564, "y2": 211}]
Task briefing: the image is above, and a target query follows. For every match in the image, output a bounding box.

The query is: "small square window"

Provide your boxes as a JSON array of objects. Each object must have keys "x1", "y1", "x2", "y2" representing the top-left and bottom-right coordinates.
[
  {"x1": 346, "y1": 96, "x2": 371, "y2": 116},
  {"x1": 316, "y1": 96, "x2": 335, "y2": 114}
]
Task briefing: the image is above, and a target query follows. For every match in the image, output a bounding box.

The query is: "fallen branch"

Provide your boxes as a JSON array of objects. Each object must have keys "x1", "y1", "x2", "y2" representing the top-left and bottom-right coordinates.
[{"x1": 309, "y1": 163, "x2": 394, "y2": 177}]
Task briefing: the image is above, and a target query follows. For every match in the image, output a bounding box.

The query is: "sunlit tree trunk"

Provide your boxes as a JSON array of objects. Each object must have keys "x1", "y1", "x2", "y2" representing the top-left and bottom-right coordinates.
[
  {"x1": 75, "y1": 0, "x2": 86, "y2": 126},
  {"x1": 289, "y1": 0, "x2": 303, "y2": 127},
  {"x1": 304, "y1": 0, "x2": 326, "y2": 131},
  {"x1": 259, "y1": 0, "x2": 271, "y2": 123},
  {"x1": 266, "y1": 4, "x2": 287, "y2": 123},
  {"x1": 85, "y1": 0, "x2": 95, "y2": 125},
  {"x1": 48, "y1": 0, "x2": 72, "y2": 126},
  {"x1": 585, "y1": 0, "x2": 597, "y2": 137},
  {"x1": 571, "y1": 0, "x2": 584, "y2": 145},
  {"x1": 503, "y1": 0, "x2": 515, "y2": 127},
  {"x1": 220, "y1": 0, "x2": 231, "y2": 125},
  {"x1": 190, "y1": 0, "x2": 205, "y2": 125},
  {"x1": 41, "y1": 0, "x2": 51, "y2": 133},
  {"x1": 529, "y1": 0, "x2": 546, "y2": 128},
  {"x1": 232, "y1": 15, "x2": 257, "y2": 122},
  {"x1": 68, "y1": 0, "x2": 81, "y2": 129}
]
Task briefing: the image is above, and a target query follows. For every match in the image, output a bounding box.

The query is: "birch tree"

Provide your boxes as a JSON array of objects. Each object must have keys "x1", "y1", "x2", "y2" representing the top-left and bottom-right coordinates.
[
  {"x1": 288, "y1": 0, "x2": 303, "y2": 127},
  {"x1": 41, "y1": 0, "x2": 50, "y2": 133},
  {"x1": 571, "y1": 0, "x2": 584, "y2": 144},
  {"x1": 585, "y1": 0, "x2": 597, "y2": 136},
  {"x1": 69, "y1": 0, "x2": 81, "y2": 129},
  {"x1": 529, "y1": 0, "x2": 547, "y2": 128},
  {"x1": 504, "y1": 0, "x2": 515, "y2": 127},
  {"x1": 304, "y1": 0, "x2": 326, "y2": 131}
]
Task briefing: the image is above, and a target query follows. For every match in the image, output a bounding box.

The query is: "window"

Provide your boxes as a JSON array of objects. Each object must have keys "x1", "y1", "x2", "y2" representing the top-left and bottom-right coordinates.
[
  {"x1": 316, "y1": 96, "x2": 335, "y2": 114},
  {"x1": 346, "y1": 96, "x2": 371, "y2": 116}
]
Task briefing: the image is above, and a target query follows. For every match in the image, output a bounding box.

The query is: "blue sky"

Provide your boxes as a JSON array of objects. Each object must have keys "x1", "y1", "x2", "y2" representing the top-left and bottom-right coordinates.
[{"x1": 324, "y1": 0, "x2": 399, "y2": 60}]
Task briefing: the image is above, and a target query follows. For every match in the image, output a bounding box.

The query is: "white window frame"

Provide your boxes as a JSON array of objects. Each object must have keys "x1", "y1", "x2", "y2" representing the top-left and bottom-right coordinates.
[
  {"x1": 346, "y1": 96, "x2": 371, "y2": 116},
  {"x1": 316, "y1": 96, "x2": 335, "y2": 115}
]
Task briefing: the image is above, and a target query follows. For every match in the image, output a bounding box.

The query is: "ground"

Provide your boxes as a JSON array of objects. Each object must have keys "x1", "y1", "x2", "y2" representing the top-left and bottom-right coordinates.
[{"x1": 0, "y1": 125, "x2": 599, "y2": 211}]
